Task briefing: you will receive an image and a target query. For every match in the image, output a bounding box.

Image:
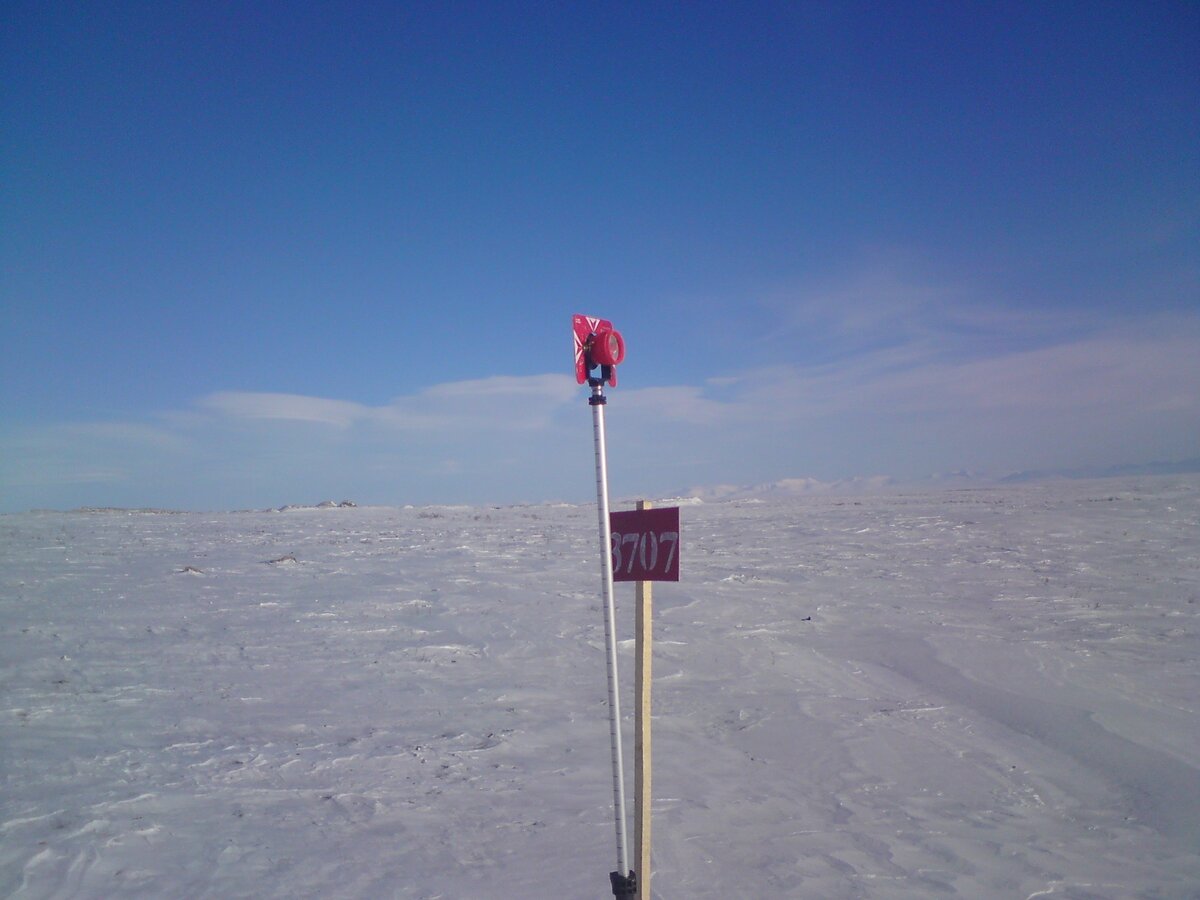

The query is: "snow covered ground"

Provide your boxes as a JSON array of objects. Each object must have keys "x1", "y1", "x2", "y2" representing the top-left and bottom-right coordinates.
[{"x1": 2, "y1": 476, "x2": 1198, "y2": 899}]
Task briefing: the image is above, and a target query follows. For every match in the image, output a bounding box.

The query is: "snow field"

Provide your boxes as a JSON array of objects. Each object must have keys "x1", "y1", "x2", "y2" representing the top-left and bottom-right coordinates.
[{"x1": 2, "y1": 477, "x2": 1199, "y2": 898}]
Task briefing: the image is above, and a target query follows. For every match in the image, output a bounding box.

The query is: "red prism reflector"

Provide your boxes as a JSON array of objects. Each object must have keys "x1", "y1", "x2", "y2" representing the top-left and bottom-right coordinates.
[
  {"x1": 591, "y1": 329, "x2": 625, "y2": 367},
  {"x1": 610, "y1": 506, "x2": 680, "y2": 582},
  {"x1": 573, "y1": 313, "x2": 620, "y2": 386}
]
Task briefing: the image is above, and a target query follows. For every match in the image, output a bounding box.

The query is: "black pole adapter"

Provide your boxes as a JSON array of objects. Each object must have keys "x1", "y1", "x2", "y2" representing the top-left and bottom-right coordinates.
[
  {"x1": 588, "y1": 377, "x2": 608, "y2": 404},
  {"x1": 610, "y1": 869, "x2": 637, "y2": 898},
  {"x1": 588, "y1": 365, "x2": 614, "y2": 390}
]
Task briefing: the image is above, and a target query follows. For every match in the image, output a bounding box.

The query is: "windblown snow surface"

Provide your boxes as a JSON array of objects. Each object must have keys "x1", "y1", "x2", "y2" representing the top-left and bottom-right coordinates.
[{"x1": 2, "y1": 476, "x2": 1198, "y2": 899}]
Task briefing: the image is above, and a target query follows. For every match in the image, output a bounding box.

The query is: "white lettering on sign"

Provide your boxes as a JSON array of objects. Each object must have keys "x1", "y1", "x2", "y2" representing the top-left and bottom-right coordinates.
[
  {"x1": 611, "y1": 530, "x2": 678, "y2": 578},
  {"x1": 609, "y1": 506, "x2": 680, "y2": 582}
]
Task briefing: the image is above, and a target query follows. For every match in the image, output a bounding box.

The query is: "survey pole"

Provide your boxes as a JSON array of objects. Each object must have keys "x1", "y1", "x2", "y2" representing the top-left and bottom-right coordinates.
[{"x1": 590, "y1": 380, "x2": 632, "y2": 890}]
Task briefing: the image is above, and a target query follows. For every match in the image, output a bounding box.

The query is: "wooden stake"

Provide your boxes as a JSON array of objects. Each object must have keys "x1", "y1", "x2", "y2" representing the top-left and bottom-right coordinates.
[{"x1": 634, "y1": 500, "x2": 652, "y2": 900}]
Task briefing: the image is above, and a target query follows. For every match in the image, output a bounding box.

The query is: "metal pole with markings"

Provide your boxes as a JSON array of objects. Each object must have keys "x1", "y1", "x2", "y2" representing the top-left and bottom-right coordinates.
[
  {"x1": 574, "y1": 314, "x2": 636, "y2": 899},
  {"x1": 590, "y1": 379, "x2": 632, "y2": 892}
]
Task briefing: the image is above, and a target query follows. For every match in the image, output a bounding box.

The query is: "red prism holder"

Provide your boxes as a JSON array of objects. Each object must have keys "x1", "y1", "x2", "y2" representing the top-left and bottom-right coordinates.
[{"x1": 574, "y1": 314, "x2": 625, "y2": 387}]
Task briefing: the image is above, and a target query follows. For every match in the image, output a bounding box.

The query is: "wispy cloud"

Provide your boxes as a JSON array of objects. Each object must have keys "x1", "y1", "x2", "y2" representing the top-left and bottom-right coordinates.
[
  {"x1": 865, "y1": 327, "x2": 1200, "y2": 414},
  {"x1": 201, "y1": 392, "x2": 369, "y2": 428},
  {"x1": 0, "y1": 422, "x2": 189, "y2": 495},
  {"x1": 383, "y1": 374, "x2": 577, "y2": 431},
  {"x1": 762, "y1": 261, "x2": 958, "y2": 343},
  {"x1": 753, "y1": 254, "x2": 1098, "y2": 365},
  {"x1": 199, "y1": 375, "x2": 578, "y2": 433},
  {"x1": 624, "y1": 315, "x2": 1200, "y2": 426},
  {"x1": 618, "y1": 385, "x2": 729, "y2": 424}
]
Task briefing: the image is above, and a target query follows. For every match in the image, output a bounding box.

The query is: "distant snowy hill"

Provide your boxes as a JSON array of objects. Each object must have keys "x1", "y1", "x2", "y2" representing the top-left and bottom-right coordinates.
[
  {"x1": 1000, "y1": 456, "x2": 1200, "y2": 483},
  {"x1": 687, "y1": 474, "x2": 896, "y2": 501},
  {"x1": 688, "y1": 458, "x2": 1200, "y2": 500}
]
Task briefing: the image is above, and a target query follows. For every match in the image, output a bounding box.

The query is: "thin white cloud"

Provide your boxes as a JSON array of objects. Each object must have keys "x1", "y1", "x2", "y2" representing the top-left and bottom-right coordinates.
[
  {"x1": 618, "y1": 315, "x2": 1200, "y2": 429},
  {"x1": 420, "y1": 374, "x2": 576, "y2": 401},
  {"x1": 618, "y1": 385, "x2": 729, "y2": 424},
  {"x1": 815, "y1": 319, "x2": 1200, "y2": 416},
  {"x1": 201, "y1": 392, "x2": 370, "y2": 428},
  {"x1": 58, "y1": 421, "x2": 189, "y2": 450},
  {"x1": 0, "y1": 422, "x2": 186, "y2": 495},
  {"x1": 754, "y1": 254, "x2": 1095, "y2": 361},
  {"x1": 199, "y1": 375, "x2": 579, "y2": 433},
  {"x1": 769, "y1": 264, "x2": 952, "y2": 338},
  {"x1": 382, "y1": 374, "x2": 578, "y2": 431}
]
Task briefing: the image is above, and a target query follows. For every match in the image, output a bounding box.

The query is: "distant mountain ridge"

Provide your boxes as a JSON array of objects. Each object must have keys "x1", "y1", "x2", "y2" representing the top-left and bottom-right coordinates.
[
  {"x1": 686, "y1": 475, "x2": 896, "y2": 501},
  {"x1": 685, "y1": 458, "x2": 1200, "y2": 501},
  {"x1": 998, "y1": 457, "x2": 1200, "y2": 483}
]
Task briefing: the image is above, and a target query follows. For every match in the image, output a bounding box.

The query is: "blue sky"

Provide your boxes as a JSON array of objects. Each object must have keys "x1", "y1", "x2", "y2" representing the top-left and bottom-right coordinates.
[{"x1": 2, "y1": 2, "x2": 1197, "y2": 511}]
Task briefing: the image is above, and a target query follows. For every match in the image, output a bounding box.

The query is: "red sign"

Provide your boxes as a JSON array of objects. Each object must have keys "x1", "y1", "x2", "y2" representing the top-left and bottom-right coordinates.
[{"x1": 610, "y1": 506, "x2": 680, "y2": 582}]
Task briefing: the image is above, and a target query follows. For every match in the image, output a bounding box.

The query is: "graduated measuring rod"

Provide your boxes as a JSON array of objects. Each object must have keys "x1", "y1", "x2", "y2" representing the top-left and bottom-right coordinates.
[
  {"x1": 574, "y1": 315, "x2": 682, "y2": 899},
  {"x1": 573, "y1": 314, "x2": 635, "y2": 898}
]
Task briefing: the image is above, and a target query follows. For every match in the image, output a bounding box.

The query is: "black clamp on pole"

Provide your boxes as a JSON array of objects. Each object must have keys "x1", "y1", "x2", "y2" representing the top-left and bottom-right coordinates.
[
  {"x1": 588, "y1": 376, "x2": 608, "y2": 405},
  {"x1": 610, "y1": 869, "x2": 637, "y2": 898}
]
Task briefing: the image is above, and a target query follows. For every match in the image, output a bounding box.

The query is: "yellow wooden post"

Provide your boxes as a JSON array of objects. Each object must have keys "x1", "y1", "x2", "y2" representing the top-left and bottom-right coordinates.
[{"x1": 634, "y1": 500, "x2": 652, "y2": 899}]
